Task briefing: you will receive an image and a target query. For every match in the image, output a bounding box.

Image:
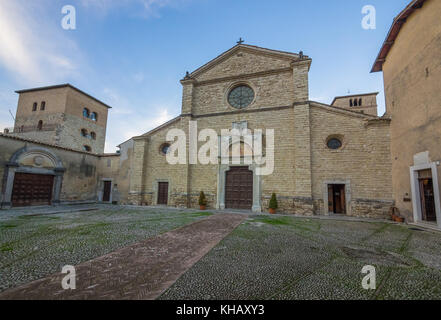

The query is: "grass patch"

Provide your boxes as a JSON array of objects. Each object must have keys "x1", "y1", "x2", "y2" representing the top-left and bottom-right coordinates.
[
  {"x1": 258, "y1": 216, "x2": 293, "y2": 226},
  {"x1": 0, "y1": 243, "x2": 13, "y2": 252},
  {"x1": 0, "y1": 224, "x2": 18, "y2": 229},
  {"x1": 256, "y1": 216, "x2": 320, "y2": 233}
]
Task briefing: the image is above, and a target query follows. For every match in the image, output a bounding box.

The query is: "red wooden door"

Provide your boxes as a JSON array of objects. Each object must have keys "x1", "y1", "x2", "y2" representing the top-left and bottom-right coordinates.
[
  {"x1": 225, "y1": 167, "x2": 253, "y2": 210},
  {"x1": 12, "y1": 173, "x2": 54, "y2": 207},
  {"x1": 157, "y1": 182, "x2": 169, "y2": 205}
]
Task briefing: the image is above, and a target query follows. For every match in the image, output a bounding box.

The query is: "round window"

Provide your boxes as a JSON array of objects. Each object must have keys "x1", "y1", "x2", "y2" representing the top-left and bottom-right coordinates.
[
  {"x1": 327, "y1": 138, "x2": 343, "y2": 150},
  {"x1": 228, "y1": 85, "x2": 255, "y2": 109},
  {"x1": 160, "y1": 143, "x2": 171, "y2": 155}
]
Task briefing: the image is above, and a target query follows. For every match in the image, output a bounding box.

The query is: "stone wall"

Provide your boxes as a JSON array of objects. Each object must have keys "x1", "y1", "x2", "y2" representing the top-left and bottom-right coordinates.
[
  {"x1": 309, "y1": 103, "x2": 393, "y2": 218},
  {"x1": 123, "y1": 45, "x2": 394, "y2": 218},
  {"x1": 382, "y1": 0, "x2": 441, "y2": 222},
  {"x1": 0, "y1": 135, "x2": 100, "y2": 207}
]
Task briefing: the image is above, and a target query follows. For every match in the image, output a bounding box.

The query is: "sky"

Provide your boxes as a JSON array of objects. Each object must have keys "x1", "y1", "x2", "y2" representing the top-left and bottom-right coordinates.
[{"x1": 0, "y1": 0, "x2": 410, "y2": 153}]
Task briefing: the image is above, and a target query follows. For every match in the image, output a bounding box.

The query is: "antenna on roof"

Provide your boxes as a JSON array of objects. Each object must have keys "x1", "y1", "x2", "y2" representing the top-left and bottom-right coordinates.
[{"x1": 9, "y1": 109, "x2": 15, "y2": 121}]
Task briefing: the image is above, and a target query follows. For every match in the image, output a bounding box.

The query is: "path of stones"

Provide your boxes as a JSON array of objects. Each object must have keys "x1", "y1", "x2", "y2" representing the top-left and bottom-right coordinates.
[{"x1": 0, "y1": 213, "x2": 247, "y2": 300}]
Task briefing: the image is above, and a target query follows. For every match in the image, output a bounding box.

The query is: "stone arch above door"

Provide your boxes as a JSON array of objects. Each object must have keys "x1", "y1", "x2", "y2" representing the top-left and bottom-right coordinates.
[
  {"x1": 1, "y1": 146, "x2": 65, "y2": 209},
  {"x1": 10, "y1": 147, "x2": 64, "y2": 169}
]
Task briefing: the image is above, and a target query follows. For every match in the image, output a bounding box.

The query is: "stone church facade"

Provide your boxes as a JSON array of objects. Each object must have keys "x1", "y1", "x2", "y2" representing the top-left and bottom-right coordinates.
[
  {"x1": 0, "y1": 44, "x2": 394, "y2": 218},
  {"x1": 123, "y1": 44, "x2": 393, "y2": 217}
]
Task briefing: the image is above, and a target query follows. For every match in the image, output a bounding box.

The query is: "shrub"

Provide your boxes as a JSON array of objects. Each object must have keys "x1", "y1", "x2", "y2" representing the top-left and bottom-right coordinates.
[
  {"x1": 199, "y1": 191, "x2": 207, "y2": 206},
  {"x1": 269, "y1": 193, "x2": 278, "y2": 210}
]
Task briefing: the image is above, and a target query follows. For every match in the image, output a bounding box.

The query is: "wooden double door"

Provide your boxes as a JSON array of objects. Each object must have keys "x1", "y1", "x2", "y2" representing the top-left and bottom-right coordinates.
[
  {"x1": 225, "y1": 167, "x2": 253, "y2": 210},
  {"x1": 12, "y1": 173, "x2": 54, "y2": 207},
  {"x1": 328, "y1": 184, "x2": 346, "y2": 214}
]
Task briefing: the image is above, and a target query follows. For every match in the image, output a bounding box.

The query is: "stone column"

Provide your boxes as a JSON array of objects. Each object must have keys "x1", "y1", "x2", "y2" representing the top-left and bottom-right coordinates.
[
  {"x1": 1, "y1": 163, "x2": 19, "y2": 209},
  {"x1": 292, "y1": 59, "x2": 311, "y2": 103},
  {"x1": 52, "y1": 168, "x2": 65, "y2": 206},
  {"x1": 180, "y1": 78, "x2": 196, "y2": 115},
  {"x1": 129, "y1": 136, "x2": 148, "y2": 205},
  {"x1": 293, "y1": 103, "x2": 314, "y2": 214}
]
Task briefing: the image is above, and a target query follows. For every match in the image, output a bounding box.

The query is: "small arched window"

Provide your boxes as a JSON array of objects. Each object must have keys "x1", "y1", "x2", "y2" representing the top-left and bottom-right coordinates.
[
  {"x1": 83, "y1": 108, "x2": 90, "y2": 118},
  {"x1": 90, "y1": 112, "x2": 97, "y2": 121},
  {"x1": 41, "y1": 101, "x2": 46, "y2": 111},
  {"x1": 32, "y1": 102, "x2": 38, "y2": 112},
  {"x1": 83, "y1": 145, "x2": 92, "y2": 152},
  {"x1": 37, "y1": 120, "x2": 43, "y2": 131},
  {"x1": 353, "y1": 99, "x2": 358, "y2": 107},
  {"x1": 90, "y1": 132, "x2": 96, "y2": 140},
  {"x1": 81, "y1": 129, "x2": 88, "y2": 137},
  {"x1": 349, "y1": 99, "x2": 353, "y2": 107},
  {"x1": 359, "y1": 98, "x2": 362, "y2": 106}
]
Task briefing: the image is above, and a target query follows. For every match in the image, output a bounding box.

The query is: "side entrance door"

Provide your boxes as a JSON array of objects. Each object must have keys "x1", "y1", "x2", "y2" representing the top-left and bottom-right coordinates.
[
  {"x1": 225, "y1": 167, "x2": 253, "y2": 210},
  {"x1": 103, "y1": 181, "x2": 112, "y2": 202},
  {"x1": 328, "y1": 184, "x2": 346, "y2": 214},
  {"x1": 157, "y1": 182, "x2": 169, "y2": 205},
  {"x1": 12, "y1": 173, "x2": 54, "y2": 207},
  {"x1": 419, "y1": 178, "x2": 436, "y2": 222}
]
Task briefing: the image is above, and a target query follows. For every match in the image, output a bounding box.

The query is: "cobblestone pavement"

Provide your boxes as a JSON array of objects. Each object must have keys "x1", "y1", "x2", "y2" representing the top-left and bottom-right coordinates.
[
  {"x1": 0, "y1": 213, "x2": 246, "y2": 300},
  {"x1": 0, "y1": 206, "x2": 213, "y2": 292},
  {"x1": 160, "y1": 215, "x2": 441, "y2": 300}
]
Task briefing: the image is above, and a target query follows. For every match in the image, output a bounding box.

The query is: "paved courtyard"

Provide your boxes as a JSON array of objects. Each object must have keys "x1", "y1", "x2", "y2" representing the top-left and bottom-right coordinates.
[{"x1": 1, "y1": 206, "x2": 441, "y2": 300}]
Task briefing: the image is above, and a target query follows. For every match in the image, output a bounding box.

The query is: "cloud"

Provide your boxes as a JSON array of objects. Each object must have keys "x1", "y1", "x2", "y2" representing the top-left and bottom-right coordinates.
[
  {"x1": 105, "y1": 105, "x2": 175, "y2": 153},
  {"x1": 0, "y1": 0, "x2": 81, "y2": 85},
  {"x1": 79, "y1": 0, "x2": 188, "y2": 17}
]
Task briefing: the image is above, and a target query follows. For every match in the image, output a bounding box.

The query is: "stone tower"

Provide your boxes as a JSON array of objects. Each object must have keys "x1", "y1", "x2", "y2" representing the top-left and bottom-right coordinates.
[
  {"x1": 7, "y1": 84, "x2": 111, "y2": 154},
  {"x1": 331, "y1": 92, "x2": 379, "y2": 116}
]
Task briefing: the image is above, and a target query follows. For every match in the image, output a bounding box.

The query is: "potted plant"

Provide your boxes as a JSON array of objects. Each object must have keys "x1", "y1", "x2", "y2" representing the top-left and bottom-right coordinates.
[
  {"x1": 390, "y1": 207, "x2": 405, "y2": 223},
  {"x1": 269, "y1": 193, "x2": 278, "y2": 214},
  {"x1": 199, "y1": 191, "x2": 207, "y2": 210}
]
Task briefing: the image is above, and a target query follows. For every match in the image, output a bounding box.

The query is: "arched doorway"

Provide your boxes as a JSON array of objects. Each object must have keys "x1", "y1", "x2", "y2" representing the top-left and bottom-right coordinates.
[{"x1": 1, "y1": 147, "x2": 65, "y2": 208}]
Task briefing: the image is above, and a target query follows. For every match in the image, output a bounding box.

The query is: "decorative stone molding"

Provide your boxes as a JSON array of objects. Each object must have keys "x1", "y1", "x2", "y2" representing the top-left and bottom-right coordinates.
[{"x1": 1, "y1": 146, "x2": 65, "y2": 209}]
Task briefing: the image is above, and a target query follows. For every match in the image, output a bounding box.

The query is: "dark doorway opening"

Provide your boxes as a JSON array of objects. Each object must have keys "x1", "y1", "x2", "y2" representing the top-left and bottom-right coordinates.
[
  {"x1": 419, "y1": 170, "x2": 436, "y2": 222},
  {"x1": 157, "y1": 182, "x2": 169, "y2": 205},
  {"x1": 328, "y1": 184, "x2": 346, "y2": 214},
  {"x1": 103, "y1": 181, "x2": 112, "y2": 202}
]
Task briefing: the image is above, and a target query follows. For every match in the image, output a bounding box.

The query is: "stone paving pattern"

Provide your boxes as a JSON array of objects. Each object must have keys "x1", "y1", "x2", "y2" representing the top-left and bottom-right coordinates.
[
  {"x1": 0, "y1": 206, "x2": 212, "y2": 293},
  {"x1": 1, "y1": 206, "x2": 441, "y2": 300},
  {"x1": 0, "y1": 213, "x2": 245, "y2": 300},
  {"x1": 160, "y1": 215, "x2": 441, "y2": 300}
]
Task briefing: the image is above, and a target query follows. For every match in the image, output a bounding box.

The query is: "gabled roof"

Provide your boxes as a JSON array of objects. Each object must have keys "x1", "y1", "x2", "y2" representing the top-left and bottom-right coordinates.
[
  {"x1": 371, "y1": 0, "x2": 426, "y2": 73},
  {"x1": 15, "y1": 84, "x2": 112, "y2": 109},
  {"x1": 186, "y1": 44, "x2": 309, "y2": 80}
]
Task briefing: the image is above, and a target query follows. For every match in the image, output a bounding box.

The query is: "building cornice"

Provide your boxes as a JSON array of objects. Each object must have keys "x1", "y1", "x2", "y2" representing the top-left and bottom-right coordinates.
[
  {"x1": 15, "y1": 84, "x2": 113, "y2": 109},
  {"x1": 193, "y1": 67, "x2": 293, "y2": 87}
]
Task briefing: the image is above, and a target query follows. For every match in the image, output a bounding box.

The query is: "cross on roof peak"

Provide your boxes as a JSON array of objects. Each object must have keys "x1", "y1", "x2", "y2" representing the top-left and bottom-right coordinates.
[{"x1": 237, "y1": 37, "x2": 244, "y2": 45}]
